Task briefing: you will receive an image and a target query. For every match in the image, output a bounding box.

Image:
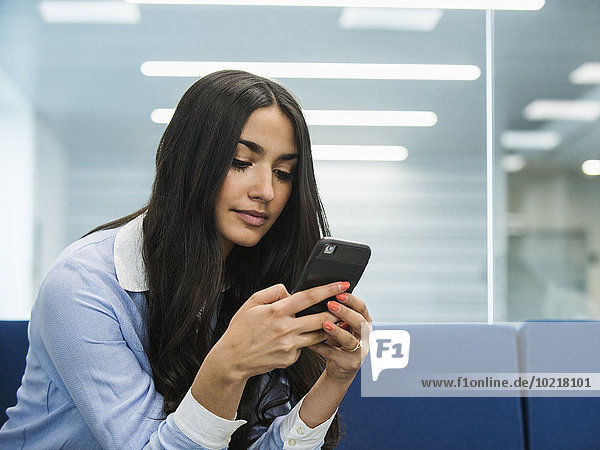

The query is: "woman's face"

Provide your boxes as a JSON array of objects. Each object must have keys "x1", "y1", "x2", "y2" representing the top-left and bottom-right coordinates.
[{"x1": 215, "y1": 105, "x2": 298, "y2": 256}]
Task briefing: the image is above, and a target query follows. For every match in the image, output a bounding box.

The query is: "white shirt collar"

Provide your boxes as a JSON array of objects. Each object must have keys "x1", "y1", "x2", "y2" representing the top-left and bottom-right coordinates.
[{"x1": 114, "y1": 213, "x2": 148, "y2": 292}]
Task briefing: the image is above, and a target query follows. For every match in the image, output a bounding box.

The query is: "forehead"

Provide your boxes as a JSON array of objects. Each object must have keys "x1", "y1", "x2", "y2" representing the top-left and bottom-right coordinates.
[{"x1": 239, "y1": 106, "x2": 297, "y2": 155}]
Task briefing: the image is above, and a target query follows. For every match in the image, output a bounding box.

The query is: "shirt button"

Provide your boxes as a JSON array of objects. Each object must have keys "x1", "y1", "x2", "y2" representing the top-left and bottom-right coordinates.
[
  {"x1": 288, "y1": 439, "x2": 297, "y2": 446},
  {"x1": 297, "y1": 427, "x2": 305, "y2": 435}
]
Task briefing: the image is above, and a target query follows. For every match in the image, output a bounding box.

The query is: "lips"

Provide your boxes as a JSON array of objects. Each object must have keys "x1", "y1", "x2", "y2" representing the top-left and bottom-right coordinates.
[{"x1": 234, "y1": 210, "x2": 268, "y2": 226}]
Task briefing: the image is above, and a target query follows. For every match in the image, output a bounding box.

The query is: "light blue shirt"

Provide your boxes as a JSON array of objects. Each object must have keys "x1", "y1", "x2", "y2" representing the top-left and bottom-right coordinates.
[{"x1": 0, "y1": 217, "x2": 334, "y2": 449}]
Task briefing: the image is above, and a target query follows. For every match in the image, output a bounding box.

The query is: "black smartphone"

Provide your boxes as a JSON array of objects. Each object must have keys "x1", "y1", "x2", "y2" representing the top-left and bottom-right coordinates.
[{"x1": 293, "y1": 238, "x2": 371, "y2": 317}]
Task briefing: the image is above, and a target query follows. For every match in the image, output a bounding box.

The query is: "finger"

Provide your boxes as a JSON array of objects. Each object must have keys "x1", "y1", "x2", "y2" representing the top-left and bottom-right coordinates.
[
  {"x1": 326, "y1": 301, "x2": 369, "y2": 337},
  {"x1": 308, "y1": 342, "x2": 336, "y2": 359},
  {"x1": 297, "y1": 330, "x2": 329, "y2": 348},
  {"x1": 248, "y1": 283, "x2": 290, "y2": 306},
  {"x1": 323, "y1": 336, "x2": 338, "y2": 347},
  {"x1": 294, "y1": 311, "x2": 339, "y2": 333},
  {"x1": 282, "y1": 281, "x2": 350, "y2": 315},
  {"x1": 334, "y1": 293, "x2": 372, "y2": 324},
  {"x1": 326, "y1": 322, "x2": 350, "y2": 346},
  {"x1": 323, "y1": 320, "x2": 361, "y2": 352},
  {"x1": 317, "y1": 323, "x2": 347, "y2": 347}
]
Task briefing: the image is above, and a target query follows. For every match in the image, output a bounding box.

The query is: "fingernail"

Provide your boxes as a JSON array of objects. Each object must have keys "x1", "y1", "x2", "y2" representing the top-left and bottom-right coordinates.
[
  {"x1": 339, "y1": 281, "x2": 350, "y2": 291},
  {"x1": 324, "y1": 321, "x2": 335, "y2": 331},
  {"x1": 328, "y1": 301, "x2": 341, "y2": 312},
  {"x1": 336, "y1": 293, "x2": 348, "y2": 302}
]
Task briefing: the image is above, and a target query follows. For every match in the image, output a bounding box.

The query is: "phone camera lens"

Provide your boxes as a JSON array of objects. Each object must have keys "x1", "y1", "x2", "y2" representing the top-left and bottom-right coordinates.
[{"x1": 324, "y1": 244, "x2": 336, "y2": 254}]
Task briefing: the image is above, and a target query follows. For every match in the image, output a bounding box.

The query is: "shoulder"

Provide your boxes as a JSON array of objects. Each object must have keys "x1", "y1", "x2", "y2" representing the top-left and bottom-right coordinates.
[
  {"x1": 34, "y1": 227, "x2": 127, "y2": 319},
  {"x1": 30, "y1": 226, "x2": 150, "y2": 361},
  {"x1": 57, "y1": 228, "x2": 118, "y2": 276}
]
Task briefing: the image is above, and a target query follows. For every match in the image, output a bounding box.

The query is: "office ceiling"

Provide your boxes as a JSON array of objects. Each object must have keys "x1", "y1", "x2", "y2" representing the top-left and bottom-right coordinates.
[{"x1": 1, "y1": 0, "x2": 599, "y2": 171}]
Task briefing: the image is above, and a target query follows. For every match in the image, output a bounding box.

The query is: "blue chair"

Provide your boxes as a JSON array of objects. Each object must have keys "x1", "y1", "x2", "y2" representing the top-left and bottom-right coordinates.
[
  {"x1": 0, "y1": 321, "x2": 29, "y2": 426},
  {"x1": 518, "y1": 321, "x2": 600, "y2": 450},
  {"x1": 338, "y1": 324, "x2": 525, "y2": 449}
]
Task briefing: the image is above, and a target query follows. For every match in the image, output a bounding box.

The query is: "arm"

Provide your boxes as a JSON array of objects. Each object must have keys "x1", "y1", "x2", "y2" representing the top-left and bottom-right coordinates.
[
  {"x1": 35, "y1": 252, "x2": 357, "y2": 448},
  {"x1": 301, "y1": 293, "x2": 372, "y2": 429},
  {"x1": 188, "y1": 282, "x2": 354, "y2": 449},
  {"x1": 35, "y1": 256, "x2": 243, "y2": 449},
  {"x1": 187, "y1": 283, "x2": 344, "y2": 420},
  {"x1": 248, "y1": 395, "x2": 336, "y2": 450},
  {"x1": 299, "y1": 371, "x2": 352, "y2": 428}
]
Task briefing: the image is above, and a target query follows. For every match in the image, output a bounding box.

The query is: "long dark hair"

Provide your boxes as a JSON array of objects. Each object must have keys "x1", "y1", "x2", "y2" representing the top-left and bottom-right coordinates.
[{"x1": 87, "y1": 70, "x2": 342, "y2": 448}]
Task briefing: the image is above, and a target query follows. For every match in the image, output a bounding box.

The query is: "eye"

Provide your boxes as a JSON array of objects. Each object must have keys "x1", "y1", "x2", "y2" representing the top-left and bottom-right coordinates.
[
  {"x1": 274, "y1": 169, "x2": 294, "y2": 183},
  {"x1": 231, "y1": 158, "x2": 251, "y2": 171}
]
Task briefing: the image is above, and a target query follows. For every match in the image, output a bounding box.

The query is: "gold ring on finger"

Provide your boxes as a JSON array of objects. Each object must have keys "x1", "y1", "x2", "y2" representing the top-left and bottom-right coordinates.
[{"x1": 349, "y1": 340, "x2": 362, "y2": 353}]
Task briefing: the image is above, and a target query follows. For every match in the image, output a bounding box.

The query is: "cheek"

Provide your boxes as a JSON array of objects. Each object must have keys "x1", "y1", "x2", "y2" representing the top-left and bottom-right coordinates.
[
  {"x1": 275, "y1": 184, "x2": 293, "y2": 212},
  {"x1": 215, "y1": 172, "x2": 239, "y2": 209}
]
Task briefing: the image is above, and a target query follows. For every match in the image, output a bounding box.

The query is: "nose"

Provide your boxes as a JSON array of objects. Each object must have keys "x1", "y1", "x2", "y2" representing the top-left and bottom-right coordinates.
[{"x1": 248, "y1": 167, "x2": 275, "y2": 202}]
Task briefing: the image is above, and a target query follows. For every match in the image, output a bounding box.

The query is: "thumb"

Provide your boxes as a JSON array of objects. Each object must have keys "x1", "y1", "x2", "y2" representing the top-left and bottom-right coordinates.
[{"x1": 246, "y1": 283, "x2": 290, "y2": 307}]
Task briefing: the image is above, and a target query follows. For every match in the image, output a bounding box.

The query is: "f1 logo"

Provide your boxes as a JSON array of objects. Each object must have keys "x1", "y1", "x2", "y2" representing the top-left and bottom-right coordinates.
[{"x1": 368, "y1": 330, "x2": 411, "y2": 381}]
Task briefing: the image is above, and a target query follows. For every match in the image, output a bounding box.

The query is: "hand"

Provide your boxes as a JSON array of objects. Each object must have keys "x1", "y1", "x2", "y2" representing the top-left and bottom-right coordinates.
[
  {"x1": 210, "y1": 282, "x2": 348, "y2": 381},
  {"x1": 308, "y1": 292, "x2": 372, "y2": 383}
]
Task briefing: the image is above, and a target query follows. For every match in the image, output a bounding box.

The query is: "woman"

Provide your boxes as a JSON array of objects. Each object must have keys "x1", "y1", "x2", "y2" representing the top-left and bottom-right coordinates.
[{"x1": 0, "y1": 70, "x2": 372, "y2": 449}]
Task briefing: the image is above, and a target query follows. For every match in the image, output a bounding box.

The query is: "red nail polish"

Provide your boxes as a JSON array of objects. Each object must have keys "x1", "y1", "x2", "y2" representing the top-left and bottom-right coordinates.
[
  {"x1": 324, "y1": 321, "x2": 335, "y2": 331},
  {"x1": 328, "y1": 301, "x2": 341, "y2": 312},
  {"x1": 339, "y1": 281, "x2": 350, "y2": 291},
  {"x1": 336, "y1": 293, "x2": 348, "y2": 302}
]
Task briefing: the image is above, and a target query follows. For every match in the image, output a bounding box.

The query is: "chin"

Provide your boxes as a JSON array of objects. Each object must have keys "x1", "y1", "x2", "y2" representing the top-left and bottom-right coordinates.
[
  {"x1": 230, "y1": 230, "x2": 265, "y2": 248},
  {"x1": 234, "y1": 239, "x2": 261, "y2": 248}
]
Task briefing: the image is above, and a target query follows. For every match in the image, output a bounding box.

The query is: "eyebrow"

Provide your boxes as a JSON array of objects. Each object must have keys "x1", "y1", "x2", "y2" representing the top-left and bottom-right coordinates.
[{"x1": 238, "y1": 139, "x2": 298, "y2": 161}]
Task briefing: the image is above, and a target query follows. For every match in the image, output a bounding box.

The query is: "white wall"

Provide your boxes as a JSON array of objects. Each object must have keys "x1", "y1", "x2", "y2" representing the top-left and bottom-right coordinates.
[
  {"x1": 33, "y1": 118, "x2": 67, "y2": 290},
  {"x1": 0, "y1": 65, "x2": 34, "y2": 320}
]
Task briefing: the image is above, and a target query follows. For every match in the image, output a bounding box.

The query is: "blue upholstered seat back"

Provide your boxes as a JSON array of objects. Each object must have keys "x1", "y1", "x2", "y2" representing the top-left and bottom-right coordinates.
[
  {"x1": 0, "y1": 320, "x2": 29, "y2": 426},
  {"x1": 338, "y1": 324, "x2": 525, "y2": 449},
  {"x1": 518, "y1": 321, "x2": 600, "y2": 449}
]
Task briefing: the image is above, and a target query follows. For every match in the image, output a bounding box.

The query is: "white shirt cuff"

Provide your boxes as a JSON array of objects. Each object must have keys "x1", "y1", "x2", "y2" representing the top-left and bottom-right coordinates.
[
  {"x1": 279, "y1": 396, "x2": 337, "y2": 449},
  {"x1": 173, "y1": 388, "x2": 247, "y2": 449}
]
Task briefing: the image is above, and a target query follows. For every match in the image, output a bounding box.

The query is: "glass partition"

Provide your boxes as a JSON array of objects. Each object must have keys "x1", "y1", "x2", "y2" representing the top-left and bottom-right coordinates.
[{"x1": 494, "y1": 0, "x2": 600, "y2": 321}]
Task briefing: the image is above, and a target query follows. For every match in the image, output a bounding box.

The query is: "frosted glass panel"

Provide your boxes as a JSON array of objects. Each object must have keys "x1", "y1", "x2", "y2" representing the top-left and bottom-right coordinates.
[{"x1": 495, "y1": 1, "x2": 600, "y2": 320}]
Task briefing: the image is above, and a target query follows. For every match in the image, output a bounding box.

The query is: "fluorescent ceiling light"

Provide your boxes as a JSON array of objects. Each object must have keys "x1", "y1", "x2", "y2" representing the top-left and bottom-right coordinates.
[
  {"x1": 304, "y1": 110, "x2": 437, "y2": 126},
  {"x1": 152, "y1": 108, "x2": 438, "y2": 127},
  {"x1": 339, "y1": 8, "x2": 443, "y2": 31},
  {"x1": 312, "y1": 145, "x2": 408, "y2": 161},
  {"x1": 127, "y1": 0, "x2": 545, "y2": 10},
  {"x1": 501, "y1": 154, "x2": 526, "y2": 173},
  {"x1": 38, "y1": 1, "x2": 140, "y2": 23},
  {"x1": 151, "y1": 109, "x2": 174, "y2": 124},
  {"x1": 523, "y1": 100, "x2": 600, "y2": 121},
  {"x1": 141, "y1": 61, "x2": 480, "y2": 81},
  {"x1": 582, "y1": 160, "x2": 600, "y2": 176},
  {"x1": 569, "y1": 62, "x2": 600, "y2": 84},
  {"x1": 500, "y1": 130, "x2": 561, "y2": 150}
]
